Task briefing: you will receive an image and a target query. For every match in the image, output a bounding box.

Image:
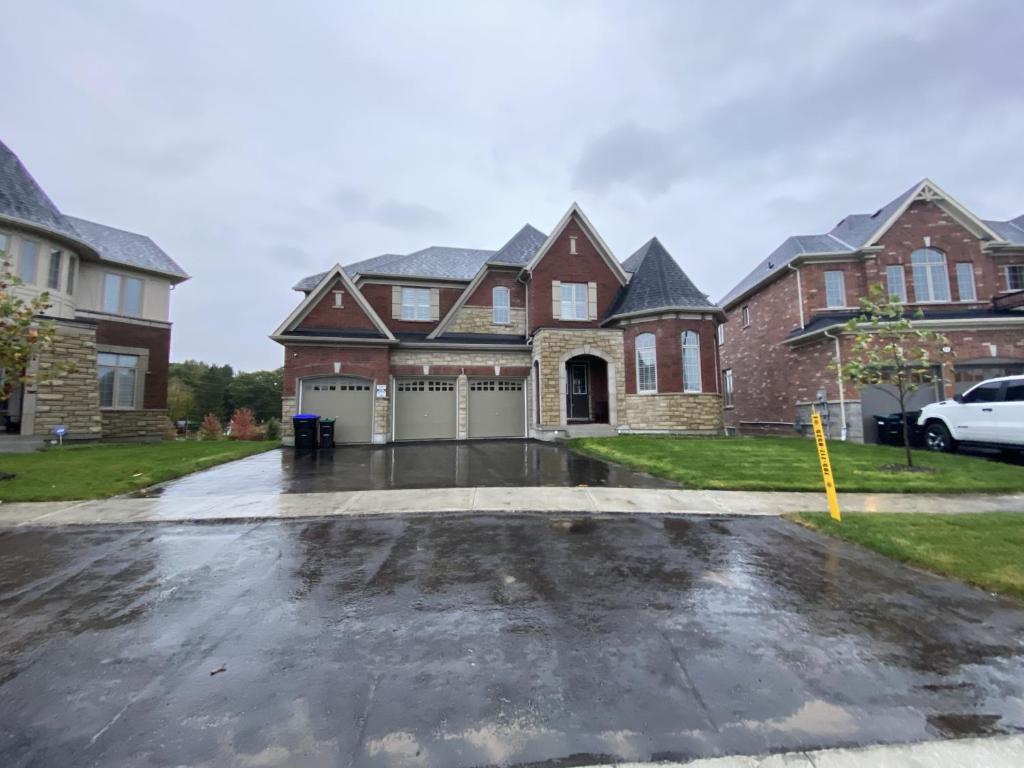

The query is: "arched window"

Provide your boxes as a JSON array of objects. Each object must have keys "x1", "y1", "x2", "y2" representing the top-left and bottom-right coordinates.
[
  {"x1": 492, "y1": 286, "x2": 510, "y2": 324},
  {"x1": 911, "y1": 248, "x2": 950, "y2": 303},
  {"x1": 635, "y1": 333, "x2": 657, "y2": 393},
  {"x1": 681, "y1": 331, "x2": 701, "y2": 392}
]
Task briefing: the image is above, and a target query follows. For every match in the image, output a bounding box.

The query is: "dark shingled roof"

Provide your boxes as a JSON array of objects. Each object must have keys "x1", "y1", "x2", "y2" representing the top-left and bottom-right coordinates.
[
  {"x1": 983, "y1": 216, "x2": 1024, "y2": 245},
  {"x1": 607, "y1": 237, "x2": 718, "y2": 319},
  {"x1": 65, "y1": 216, "x2": 188, "y2": 280},
  {"x1": 294, "y1": 246, "x2": 496, "y2": 291},
  {"x1": 0, "y1": 139, "x2": 187, "y2": 280},
  {"x1": 719, "y1": 181, "x2": 921, "y2": 308},
  {"x1": 489, "y1": 224, "x2": 547, "y2": 266}
]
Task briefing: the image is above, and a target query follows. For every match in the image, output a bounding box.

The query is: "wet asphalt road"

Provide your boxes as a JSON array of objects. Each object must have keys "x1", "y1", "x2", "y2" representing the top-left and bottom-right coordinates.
[
  {"x1": 138, "y1": 441, "x2": 675, "y2": 497},
  {"x1": 2, "y1": 514, "x2": 1023, "y2": 767}
]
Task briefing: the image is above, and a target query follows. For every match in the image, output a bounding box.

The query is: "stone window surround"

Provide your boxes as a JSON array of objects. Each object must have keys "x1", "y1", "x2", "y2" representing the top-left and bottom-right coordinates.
[{"x1": 97, "y1": 343, "x2": 148, "y2": 410}]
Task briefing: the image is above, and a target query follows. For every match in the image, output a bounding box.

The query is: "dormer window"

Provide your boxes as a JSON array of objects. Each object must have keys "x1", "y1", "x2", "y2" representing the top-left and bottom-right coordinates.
[
  {"x1": 332, "y1": 290, "x2": 344, "y2": 308},
  {"x1": 569, "y1": 235, "x2": 578, "y2": 255}
]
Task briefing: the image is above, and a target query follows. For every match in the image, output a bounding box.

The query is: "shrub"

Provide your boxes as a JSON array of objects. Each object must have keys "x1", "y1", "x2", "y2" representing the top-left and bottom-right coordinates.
[
  {"x1": 229, "y1": 408, "x2": 259, "y2": 441},
  {"x1": 162, "y1": 417, "x2": 178, "y2": 441},
  {"x1": 264, "y1": 418, "x2": 280, "y2": 442},
  {"x1": 199, "y1": 413, "x2": 223, "y2": 440}
]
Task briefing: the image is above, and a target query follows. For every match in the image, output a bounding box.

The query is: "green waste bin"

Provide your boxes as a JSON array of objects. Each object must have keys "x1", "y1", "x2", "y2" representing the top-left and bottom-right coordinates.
[{"x1": 319, "y1": 418, "x2": 336, "y2": 449}]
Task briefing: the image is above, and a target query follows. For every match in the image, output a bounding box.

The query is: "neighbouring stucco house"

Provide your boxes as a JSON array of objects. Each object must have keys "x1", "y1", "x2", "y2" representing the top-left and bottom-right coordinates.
[
  {"x1": 718, "y1": 179, "x2": 1024, "y2": 443},
  {"x1": 0, "y1": 139, "x2": 188, "y2": 444},
  {"x1": 273, "y1": 203, "x2": 725, "y2": 444}
]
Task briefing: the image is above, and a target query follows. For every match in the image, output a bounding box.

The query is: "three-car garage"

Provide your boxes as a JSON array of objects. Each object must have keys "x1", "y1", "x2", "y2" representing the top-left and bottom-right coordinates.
[{"x1": 298, "y1": 375, "x2": 526, "y2": 443}]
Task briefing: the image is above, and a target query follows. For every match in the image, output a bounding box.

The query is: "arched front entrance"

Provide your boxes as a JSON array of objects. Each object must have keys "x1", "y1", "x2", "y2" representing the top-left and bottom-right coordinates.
[{"x1": 564, "y1": 354, "x2": 609, "y2": 423}]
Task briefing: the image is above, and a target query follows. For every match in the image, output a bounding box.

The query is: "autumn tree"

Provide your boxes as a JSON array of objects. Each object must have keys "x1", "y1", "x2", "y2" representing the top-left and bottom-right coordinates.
[
  {"x1": 0, "y1": 257, "x2": 62, "y2": 401},
  {"x1": 835, "y1": 283, "x2": 950, "y2": 467}
]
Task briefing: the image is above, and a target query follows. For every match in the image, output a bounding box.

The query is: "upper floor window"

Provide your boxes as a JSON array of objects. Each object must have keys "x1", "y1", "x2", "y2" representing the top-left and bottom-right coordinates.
[
  {"x1": 400, "y1": 287, "x2": 431, "y2": 321},
  {"x1": 723, "y1": 368, "x2": 734, "y2": 407},
  {"x1": 492, "y1": 286, "x2": 510, "y2": 324},
  {"x1": 911, "y1": 248, "x2": 950, "y2": 302},
  {"x1": 717, "y1": 323, "x2": 725, "y2": 345},
  {"x1": 681, "y1": 331, "x2": 701, "y2": 393},
  {"x1": 48, "y1": 250, "x2": 62, "y2": 290},
  {"x1": 886, "y1": 265, "x2": 907, "y2": 303},
  {"x1": 97, "y1": 352, "x2": 139, "y2": 408},
  {"x1": 741, "y1": 305, "x2": 750, "y2": 327},
  {"x1": 636, "y1": 333, "x2": 657, "y2": 393},
  {"x1": 18, "y1": 239, "x2": 39, "y2": 284},
  {"x1": 66, "y1": 255, "x2": 77, "y2": 295},
  {"x1": 824, "y1": 271, "x2": 846, "y2": 308},
  {"x1": 1006, "y1": 265, "x2": 1024, "y2": 292},
  {"x1": 560, "y1": 282, "x2": 588, "y2": 320},
  {"x1": 103, "y1": 273, "x2": 143, "y2": 316},
  {"x1": 955, "y1": 263, "x2": 976, "y2": 302}
]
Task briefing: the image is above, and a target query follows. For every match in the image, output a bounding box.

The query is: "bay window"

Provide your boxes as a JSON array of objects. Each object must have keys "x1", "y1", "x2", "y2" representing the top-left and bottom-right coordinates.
[
  {"x1": 635, "y1": 333, "x2": 657, "y2": 393},
  {"x1": 681, "y1": 331, "x2": 701, "y2": 392}
]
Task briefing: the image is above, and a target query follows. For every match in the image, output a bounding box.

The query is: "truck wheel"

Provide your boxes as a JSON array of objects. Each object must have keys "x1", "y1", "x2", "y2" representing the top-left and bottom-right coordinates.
[{"x1": 924, "y1": 422, "x2": 955, "y2": 453}]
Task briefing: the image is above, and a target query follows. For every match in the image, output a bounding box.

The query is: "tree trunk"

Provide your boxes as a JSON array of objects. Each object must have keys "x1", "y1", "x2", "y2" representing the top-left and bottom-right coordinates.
[{"x1": 896, "y1": 380, "x2": 913, "y2": 468}]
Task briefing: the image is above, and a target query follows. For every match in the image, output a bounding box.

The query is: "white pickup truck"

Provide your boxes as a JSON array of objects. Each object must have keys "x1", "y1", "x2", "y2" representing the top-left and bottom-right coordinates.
[{"x1": 918, "y1": 375, "x2": 1024, "y2": 453}]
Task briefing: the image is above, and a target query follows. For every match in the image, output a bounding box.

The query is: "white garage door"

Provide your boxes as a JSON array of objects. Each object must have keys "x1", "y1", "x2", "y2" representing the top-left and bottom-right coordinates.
[
  {"x1": 299, "y1": 377, "x2": 373, "y2": 444},
  {"x1": 394, "y1": 378, "x2": 457, "y2": 441}
]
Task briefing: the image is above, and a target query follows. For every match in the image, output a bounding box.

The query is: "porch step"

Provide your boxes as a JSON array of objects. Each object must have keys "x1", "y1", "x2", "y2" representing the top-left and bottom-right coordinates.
[
  {"x1": 561, "y1": 423, "x2": 619, "y2": 439},
  {"x1": 0, "y1": 435, "x2": 46, "y2": 453}
]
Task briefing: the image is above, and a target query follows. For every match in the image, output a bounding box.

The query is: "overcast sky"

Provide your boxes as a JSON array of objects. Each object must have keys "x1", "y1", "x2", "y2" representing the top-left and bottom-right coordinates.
[{"x1": 3, "y1": 1, "x2": 1022, "y2": 371}]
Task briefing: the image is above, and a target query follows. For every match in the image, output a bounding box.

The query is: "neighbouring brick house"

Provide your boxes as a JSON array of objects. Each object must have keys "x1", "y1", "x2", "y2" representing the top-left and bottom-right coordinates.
[
  {"x1": 273, "y1": 203, "x2": 725, "y2": 444},
  {"x1": 0, "y1": 140, "x2": 188, "y2": 443},
  {"x1": 718, "y1": 179, "x2": 1024, "y2": 443}
]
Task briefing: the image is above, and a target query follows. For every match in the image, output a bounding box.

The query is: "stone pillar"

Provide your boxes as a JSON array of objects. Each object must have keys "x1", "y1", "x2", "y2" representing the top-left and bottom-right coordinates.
[{"x1": 32, "y1": 322, "x2": 102, "y2": 440}]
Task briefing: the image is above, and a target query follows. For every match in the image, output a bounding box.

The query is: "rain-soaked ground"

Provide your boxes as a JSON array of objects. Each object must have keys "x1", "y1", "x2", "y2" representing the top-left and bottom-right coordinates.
[
  {"x1": 136, "y1": 441, "x2": 676, "y2": 497},
  {"x1": 1, "y1": 514, "x2": 1022, "y2": 767}
]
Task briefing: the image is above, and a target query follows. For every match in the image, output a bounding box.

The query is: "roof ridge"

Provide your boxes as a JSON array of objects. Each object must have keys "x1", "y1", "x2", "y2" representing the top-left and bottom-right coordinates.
[{"x1": 64, "y1": 214, "x2": 152, "y2": 240}]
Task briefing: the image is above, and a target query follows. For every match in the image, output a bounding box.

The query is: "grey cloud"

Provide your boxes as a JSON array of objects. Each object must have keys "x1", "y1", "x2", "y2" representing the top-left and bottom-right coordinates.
[
  {"x1": 267, "y1": 244, "x2": 315, "y2": 270},
  {"x1": 572, "y1": 123, "x2": 685, "y2": 197},
  {"x1": 334, "y1": 187, "x2": 449, "y2": 232}
]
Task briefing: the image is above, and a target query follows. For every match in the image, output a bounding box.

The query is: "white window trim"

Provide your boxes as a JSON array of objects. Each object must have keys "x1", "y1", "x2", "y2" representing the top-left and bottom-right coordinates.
[
  {"x1": 400, "y1": 286, "x2": 432, "y2": 321},
  {"x1": 716, "y1": 323, "x2": 724, "y2": 346},
  {"x1": 886, "y1": 265, "x2": 908, "y2": 303},
  {"x1": 560, "y1": 282, "x2": 589, "y2": 321},
  {"x1": 741, "y1": 305, "x2": 750, "y2": 328},
  {"x1": 824, "y1": 270, "x2": 846, "y2": 308},
  {"x1": 635, "y1": 333, "x2": 658, "y2": 394},
  {"x1": 723, "y1": 368, "x2": 734, "y2": 408},
  {"x1": 910, "y1": 248, "x2": 951, "y2": 303},
  {"x1": 1005, "y1": 264, "x2": 1024, "y2": 292},
  {"x1": 955, "y1": 263, "x2": 976, "y2": 302},
  {"x1": 332, "y1": 290, "x2": 344, "y2": 308},
  {"x1": 47, "y1": 249, "x2": 63, "y2": 291},
  {"x1": 681, "y1": 331, "x2": 702, "y2": 393},
  {"x1": 569, "y1": 235, "x2": 578, "y2": 255},
  {"x1": 492, "y1": 286, "x2": 511, "y2": 325}
]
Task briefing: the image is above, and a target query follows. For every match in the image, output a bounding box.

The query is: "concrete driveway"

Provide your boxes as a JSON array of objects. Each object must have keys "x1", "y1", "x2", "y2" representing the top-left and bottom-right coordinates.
[
  {"x1": 139, "y1": 440, "x2": 675, "y2": 497},
  {"x1": 2, "y1": 514, "x2": 1022, "y2": 767}
]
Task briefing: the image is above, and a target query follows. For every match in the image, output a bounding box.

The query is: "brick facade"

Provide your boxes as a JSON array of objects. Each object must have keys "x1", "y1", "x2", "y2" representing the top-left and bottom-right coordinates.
[
  {"x1": 358, "y1": 282, "x2": 464, "y2": 335},
  {"x1": 296, "y1": 278, "x2": 380, "y2": 332},
  {"x1": 95, "y1": 319, "x2": 172, "y2": 409},
  {"x1": 721, "y1": 197, "x2": 1024, "y2": 441},
  {"x1": 622, "y1": 317, "x2": 720, "y2": 395}
]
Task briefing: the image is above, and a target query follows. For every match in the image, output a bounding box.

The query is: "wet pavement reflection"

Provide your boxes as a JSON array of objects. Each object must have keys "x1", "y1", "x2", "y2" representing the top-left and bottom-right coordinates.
[
  {"x1": 1, "y1": 514, "x2": 1022, "y2": 767},
  {"x1": 139, "y1": 440, "x2": 676, "y2": 497}
]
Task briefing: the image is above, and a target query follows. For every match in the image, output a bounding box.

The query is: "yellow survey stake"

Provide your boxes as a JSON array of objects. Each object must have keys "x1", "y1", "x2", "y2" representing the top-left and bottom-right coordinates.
[{"x1": 811, "y1": 411, "x2": 841, "y2": 521}]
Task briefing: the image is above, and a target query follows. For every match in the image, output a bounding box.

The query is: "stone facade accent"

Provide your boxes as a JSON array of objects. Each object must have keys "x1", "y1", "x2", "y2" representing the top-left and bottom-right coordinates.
[
  {"x1": 623, "y1": 393, "x2": 723, "y2": 433},
  {"x1": 390, "y1": 349, "x2": 530, "y2": 368},
  {"x1": 372, "y1": 395, "x2": 389, "y2": 444},
  {"x1": 445, "y1": 306, "x2": 527, "y2": 336},
  {"x1": 532, "y1": 329, "x2": 625, "y2": 427},
  {"x1": 281, "y1": 395, "x2": 297, "y2": 441},
  {"x1": 101, "y1": 409, "x2": 167, "y2": 440},
  {"x1": 30, "y1": 322, "x2": 102, "y2": 439}
]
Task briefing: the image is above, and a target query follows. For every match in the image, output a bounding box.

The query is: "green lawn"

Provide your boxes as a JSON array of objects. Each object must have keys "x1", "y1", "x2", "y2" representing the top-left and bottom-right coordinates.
[
  {"x1": 569, "y1": 435, "x2": 1024, "y2": 493},
  {"x1": 790, "y1": 512, "x2": 1024, "y2": 600},
  {"x1": 0, "y1": 440, "x2": 278, "y2": 502}
]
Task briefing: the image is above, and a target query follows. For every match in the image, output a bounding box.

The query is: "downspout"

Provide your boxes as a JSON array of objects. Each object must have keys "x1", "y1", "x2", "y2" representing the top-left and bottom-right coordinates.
[
  {"x1": 823, "y1": 329, "x2": 847, "y2": 441},
  {"x1": 787, "y1": 262, "x2": 805, "y2": 329}
]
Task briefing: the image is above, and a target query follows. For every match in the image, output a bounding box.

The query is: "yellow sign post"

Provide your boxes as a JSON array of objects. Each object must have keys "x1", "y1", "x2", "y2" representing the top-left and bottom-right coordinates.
[{"x1": 810, "y1": 411, "x2": 841, "y2": 521}]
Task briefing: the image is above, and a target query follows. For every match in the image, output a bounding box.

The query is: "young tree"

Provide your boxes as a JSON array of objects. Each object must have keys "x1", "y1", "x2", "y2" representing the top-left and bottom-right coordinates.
[
  {"x1": 199, "y1": 413, "x2": 223, "y2": 440},
  {"x1": 228, "y1": 407, "x2": 258, "y2": 440},
  {"x1": 835, "y1": 283, "x2": 950, "y2": 467},
  {"x1": 0, "y1": 257, "x2": 62, "y2": 401}
]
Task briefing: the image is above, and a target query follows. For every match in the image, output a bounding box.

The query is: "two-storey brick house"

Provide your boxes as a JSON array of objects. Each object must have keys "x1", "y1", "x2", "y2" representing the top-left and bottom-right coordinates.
[
  {"x1": 273, "y1": 203, "x2": 725, "y2": 443},
  {"x1": 718, "y1": 179, "x2": 1024, "y2": 442},
  {"x1": 0, "y1": 140, "x2": 188, "y2": 445}
]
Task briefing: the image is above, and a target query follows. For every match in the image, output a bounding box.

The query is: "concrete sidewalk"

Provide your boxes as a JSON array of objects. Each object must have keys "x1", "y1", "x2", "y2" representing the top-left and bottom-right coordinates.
[
  {"x1": 584, "y1": 734, "x2": 1024, "y2": 767},
  {"x1": 1, "y1": 486, "x2": 1022, "y2": 526}
]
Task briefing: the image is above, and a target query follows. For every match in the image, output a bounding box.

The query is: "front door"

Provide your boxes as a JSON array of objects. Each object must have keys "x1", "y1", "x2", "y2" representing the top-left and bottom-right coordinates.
[{"x1": 567, "y1": 363, "x2": 590, "y2": 421}]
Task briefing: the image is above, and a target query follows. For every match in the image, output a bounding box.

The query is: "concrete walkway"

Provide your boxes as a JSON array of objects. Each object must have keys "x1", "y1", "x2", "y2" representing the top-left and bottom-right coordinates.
[
  {"x1": 1, "y1": 486, "x2": 1022, "y2": 526},
  {"x1": 583, "y1": 734, "x2": 1024, "y2": 767}
]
